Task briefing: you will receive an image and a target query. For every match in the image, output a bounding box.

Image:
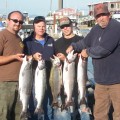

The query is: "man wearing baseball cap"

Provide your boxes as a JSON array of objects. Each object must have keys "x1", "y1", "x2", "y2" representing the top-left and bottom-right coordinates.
[
  {"x1": 23, "y1": 16, "x2": 54, "y2": 120},
  {"x1": 66, "y1": 3, "x2": 120, "y2": 120},
  {"x1": 59, "y1": 17, "x2": 72, "y2": 29},
  {"x1": 54, "y1": 16, "x2": 91, "y2": 120}
]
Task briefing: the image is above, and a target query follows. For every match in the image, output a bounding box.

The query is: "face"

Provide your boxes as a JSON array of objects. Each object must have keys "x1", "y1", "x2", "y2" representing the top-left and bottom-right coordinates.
[
  {"x1": 7, "y1": 12, "x2": 23, "y2": 33},
  {"x1": 61, "y1": 25, "x2": 73, "y2": 37},
  {"x1": 95, "y1": 13, "x2": 110, "y2": 28},
  {"x1": 34, "y1": 21, "x2": 46, "y2": 37}
]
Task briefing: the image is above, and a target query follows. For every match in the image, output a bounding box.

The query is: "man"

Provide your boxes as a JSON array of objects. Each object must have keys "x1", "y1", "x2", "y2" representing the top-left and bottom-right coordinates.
[
  {"x1": 0, "y1": 11, "x2": 24, "y2": 120},
  {"x1": 54, "y1": 16, "x2": 90, "y2": 120},
  {"x1": 66, "y1": 3, "x2": 120, "y2": 120},
  {"x1": 23, "y1": 16, "x2": 54, "y2": 120}
]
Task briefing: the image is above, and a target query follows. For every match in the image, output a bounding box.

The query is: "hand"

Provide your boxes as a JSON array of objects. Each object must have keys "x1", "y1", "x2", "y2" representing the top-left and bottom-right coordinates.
[
  {"x1": 14, "y1": 53, "x2": 24, "y2": 62},
  {"x1": 66, "y1": 46, "x2": 73, "y2": 54},
  {"x1": 33, "y1": 52, "x2": 42, "y2": 61},
  {"x1": 81, "y1": 49, "x2": 88, "y2": 58},
  {"x1": 56, "y1": 53, "x2": 66, "y2": 61}
]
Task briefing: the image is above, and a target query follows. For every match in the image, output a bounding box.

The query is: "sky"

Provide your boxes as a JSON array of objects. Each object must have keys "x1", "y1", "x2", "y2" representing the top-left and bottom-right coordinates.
[{"x1": 0, "y1": 0, "x2": 105, "y2": 17}]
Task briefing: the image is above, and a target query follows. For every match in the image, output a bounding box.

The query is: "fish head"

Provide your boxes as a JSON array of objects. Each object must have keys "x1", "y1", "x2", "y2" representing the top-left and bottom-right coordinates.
[
  {"x1": 66, "y1": 50, "x2": 77, "y2": 63},
  {"x1": 21, "y1": 56, "x2": 29, "y2": 67},
  {"x1": 51, "y1": 55, "x2": 61, "y2": 67},
  {"x1": 37, "y1": 59, "x2": 45, "y2": 70},
  {"x1": 24, "y1": 56, "x2": 33, "y2": 70},
  {"x1": 26, "y1": 56, "x2": 33, "y2": 64}
]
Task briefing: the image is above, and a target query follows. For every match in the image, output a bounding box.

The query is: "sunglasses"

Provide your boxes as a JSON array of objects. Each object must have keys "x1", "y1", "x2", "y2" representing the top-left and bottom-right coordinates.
[
  {"x1": 60, "y1": 24, "x2": 71, "y2": 29},
  {"x1": 9, "y1": 18, "x2": 24, "y2": 24}
]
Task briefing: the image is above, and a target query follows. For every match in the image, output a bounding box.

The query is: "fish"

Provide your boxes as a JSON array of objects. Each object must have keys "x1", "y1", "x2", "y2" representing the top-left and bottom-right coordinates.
[
  {"x1": 63, "y1": 50, "x2": 77, "y2": 107},
  {"x1": 34, "y1": 59, "x2": 46, "y2": 114},
  {"x1": 19, "y1": 56, "x2": 33, "y2": 119},
  {"x1": 77, "y1": 54, "x2": 88, "y2": 106},
  {"x1": 49, "y1": 55, "x2": 63, "y2": 108}
]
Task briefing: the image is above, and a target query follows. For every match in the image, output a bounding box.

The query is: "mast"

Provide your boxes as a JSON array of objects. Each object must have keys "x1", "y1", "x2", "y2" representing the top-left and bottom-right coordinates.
[
  {"x1": 50, "y1": 0, "x2": 52, "y2": 16},
  {"x1": 58, "y1": 0, "x2": 63, "y2": 10},
  {"x1": 5, "y1": 0, "x2": 7, "y2": 16}
]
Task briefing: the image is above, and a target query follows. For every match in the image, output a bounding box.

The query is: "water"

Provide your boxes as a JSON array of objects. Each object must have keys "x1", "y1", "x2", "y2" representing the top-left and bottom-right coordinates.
[
  {"x1": 87, "y1": 57, "x2": 95, "y2": 86},
  {"x1": 80, "y1": 28, "x2": 91, "y2": 37}
]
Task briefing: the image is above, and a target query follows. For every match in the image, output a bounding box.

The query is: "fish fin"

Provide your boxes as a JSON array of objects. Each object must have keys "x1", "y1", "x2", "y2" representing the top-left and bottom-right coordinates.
[
  {"x1": 65, "y1": 64, "x2": 68, "y2": 71},
  {"x1": 22, "y1": 71, "x2": 24, "y2": 76},
  {"x1": 36, "y1": 70, "x2": 39, "y2": 76}
]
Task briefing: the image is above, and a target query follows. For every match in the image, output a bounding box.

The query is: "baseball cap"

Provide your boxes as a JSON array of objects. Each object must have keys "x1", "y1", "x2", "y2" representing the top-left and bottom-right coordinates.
[
  {"x1": 33, "y1": 16, "x2": 45, "y2": 24},
  {"x1": 94, "y1": 3, "x2": 109, "y2": 17},
  {"x1": 59, "y1": 17, "x2": 72, "y2": 29}
]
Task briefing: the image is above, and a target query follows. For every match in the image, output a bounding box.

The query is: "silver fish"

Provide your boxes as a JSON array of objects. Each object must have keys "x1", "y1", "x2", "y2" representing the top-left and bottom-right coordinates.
[
  {"x1": 63, "y1": 50, "x2": 77, "y2": 107},
  {"x1": 34, "y1": 59, "x2": 46, "y2": 114},
  {"x1": 77, "y1": 54, "x2": 88, "y2": 106},
  {"x1": 19, "y1": 56, "x2": 33, "y2": 119},
  {"x1": 49, "y1": 55, "x2": 63, "y2": 108}
]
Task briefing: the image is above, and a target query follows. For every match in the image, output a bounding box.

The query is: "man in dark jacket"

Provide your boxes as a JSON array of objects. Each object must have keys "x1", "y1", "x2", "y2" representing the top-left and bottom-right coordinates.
[
  {"x1": 66, "y1": 3, "x2": 120, "y2": 120},
  {"x1": 23, "y1": 16, "x2": 54, "y2": 120}
]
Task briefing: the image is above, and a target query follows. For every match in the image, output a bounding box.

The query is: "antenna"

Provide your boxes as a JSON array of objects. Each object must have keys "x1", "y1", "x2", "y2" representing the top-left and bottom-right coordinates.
[
  {"x1": 50, "y1": 0, "x2": 52, "y2": 16},
  {"x1": 5, "y1": 0, "x2": 7, "y2": 16}
]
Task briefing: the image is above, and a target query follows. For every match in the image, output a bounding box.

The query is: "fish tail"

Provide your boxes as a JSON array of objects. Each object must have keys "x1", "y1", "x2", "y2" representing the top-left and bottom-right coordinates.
[
  {"x1": 34, "y1": 108, "x2": 44, "y2": 115},
  {"x1": 52, "y1": 102, "x2": 58, "y2": 107},
  {"x1": 20, "y1": 111, "x2": 31, "y2": 120},
  {"x1": 80, "y1": 97, "x2": 86, "y2": 105}
]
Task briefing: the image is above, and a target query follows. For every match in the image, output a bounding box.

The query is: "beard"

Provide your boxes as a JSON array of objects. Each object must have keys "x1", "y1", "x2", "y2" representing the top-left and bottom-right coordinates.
[{"x1": 99, "y1": 21, "x2": 109, "y2": 28}]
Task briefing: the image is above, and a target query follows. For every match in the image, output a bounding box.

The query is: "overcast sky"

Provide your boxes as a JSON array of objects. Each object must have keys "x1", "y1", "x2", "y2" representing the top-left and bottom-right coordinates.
[{"x1": 0, "y1": 0, "x2": 106, "y2": 16}]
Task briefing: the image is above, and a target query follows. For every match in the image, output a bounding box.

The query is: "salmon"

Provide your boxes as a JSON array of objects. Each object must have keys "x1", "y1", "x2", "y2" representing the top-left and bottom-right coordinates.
[
  {"x1": 34, "y1": 59, "x2": 46, "y2": 114},
  {"x1": 19, "y1": 56, "x2": 33, "y2": 119},
  {"x1": 63, "y1": 50, "x2": 77, "y2": 107},
  {"x1": 49, "y1": 55, "x2": 63, "y2": 108},
  {"x1": 77, "y1": 54, "x2": 88, "y2": 106}
]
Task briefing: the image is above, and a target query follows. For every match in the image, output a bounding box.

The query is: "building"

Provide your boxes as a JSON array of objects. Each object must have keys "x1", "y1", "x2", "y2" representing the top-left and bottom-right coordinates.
[
  {"x1": 46, "y1": 8, "x2": 83, "y2": 25},
  {"x1": 88, "y1": 0, "x2": 120, "y2": 16}
]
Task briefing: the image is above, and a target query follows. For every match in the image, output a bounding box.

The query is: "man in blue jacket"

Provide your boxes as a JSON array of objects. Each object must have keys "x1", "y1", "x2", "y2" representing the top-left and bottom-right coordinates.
[
  {"x1": 23, "y1": 16, "x2": 54, "y2": 120},
  {"x1": 66, "y1": 3, "x2": 120, "y2": 120}
]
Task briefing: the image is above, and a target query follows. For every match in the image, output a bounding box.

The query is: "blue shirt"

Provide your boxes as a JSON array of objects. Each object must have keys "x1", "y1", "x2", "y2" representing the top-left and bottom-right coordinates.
[
  {"x1": 37, "y1": 39, "x2": 45, "y2": 46},
  {"x1": 23, "y1": 33, "x2": 55, "y2": 61}
]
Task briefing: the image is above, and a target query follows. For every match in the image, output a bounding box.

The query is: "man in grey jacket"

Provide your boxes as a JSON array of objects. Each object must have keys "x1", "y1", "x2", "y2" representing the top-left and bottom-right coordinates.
[{"x1": 66, "y1": 3, "x2": 120, "y2": 120}]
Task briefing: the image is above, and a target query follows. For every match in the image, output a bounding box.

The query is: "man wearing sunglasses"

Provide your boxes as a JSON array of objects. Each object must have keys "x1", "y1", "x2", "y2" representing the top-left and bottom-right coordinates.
[
  {"x1": 66, "y1": 3, "x2": 120, "y2": 120},
  {"x1": 54, "y1": 17, "x2": 91, "y2": 120},
  {"x1": 0, "y1": 11, "x2": 24, "y2": 120}
]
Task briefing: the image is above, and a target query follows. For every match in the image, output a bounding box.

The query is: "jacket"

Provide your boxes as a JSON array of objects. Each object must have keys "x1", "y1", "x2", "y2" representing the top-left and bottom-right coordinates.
[{"x1": 72, "y1": 19, "x2": 120, "y2": 85}]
